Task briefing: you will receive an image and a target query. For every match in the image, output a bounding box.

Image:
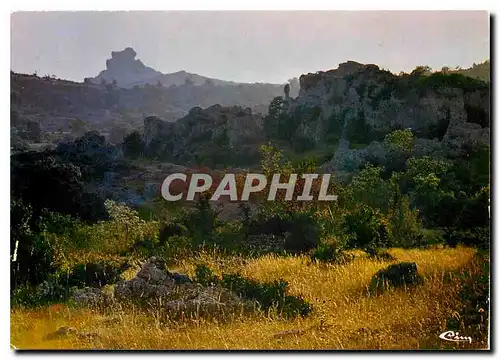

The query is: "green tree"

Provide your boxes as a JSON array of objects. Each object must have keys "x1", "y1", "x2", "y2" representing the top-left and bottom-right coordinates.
[
  {"x1": 345, "y1": 164, "x2": 391, "y2": 212},
  {"x1": 123, "y1": 131, "x2": 145, "y2": 159}
]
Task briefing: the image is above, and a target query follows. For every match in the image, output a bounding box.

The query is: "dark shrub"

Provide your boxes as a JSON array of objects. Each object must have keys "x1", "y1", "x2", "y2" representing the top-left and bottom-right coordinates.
[
  {"x1": 284, "y1": 212, "x2": 320, "y2": 253},
  {"x1": 158, "y1": 222, "x2": 185, "y2": 245},
  {"x1": 370, "y1": 262, "x2": 423, "y2": 292},
  {"x1": 11, "y1": 198, "x2": 56, "y2": 290},
  {"x1": 194, "y1": 264, "x2": 312, "y2": 318},
  {"x1": 182, "y1": 195, "x2": 220, "y2": 244},
  {"x1": 311, "y1": 243, "x2": 354, "y2": 264},
  {"x1": 67, "y1": 260, "x2": 130, "y2": 288},
  {"x1": 220, "y1": 274, "x2": 312, "y2": 318},
  {"x1": 246, "y1": 215, "x2": 292, "y2": 236},
  {"x1": 194, "y1": 264, "x2": 219, "y2": 287},
  {"x1": 365, "y1": 247, "x2": 397, "y2": 261},
  {"x1": 444, "y1": 227, "x2": 490, "y2": 250}
]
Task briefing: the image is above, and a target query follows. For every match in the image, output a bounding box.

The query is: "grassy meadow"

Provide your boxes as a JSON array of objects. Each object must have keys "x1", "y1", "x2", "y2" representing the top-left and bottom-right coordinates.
[{"x1": 11, "y1": 246, "x2": 488, "y2": 350}]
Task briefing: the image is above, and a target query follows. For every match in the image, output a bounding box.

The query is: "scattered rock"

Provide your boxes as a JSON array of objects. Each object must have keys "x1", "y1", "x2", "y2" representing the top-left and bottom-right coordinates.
[
  {"x1": 72, "y1": 287, "x2": 114, "y2": 308},
  {"x1": 44, "y1": 326, "x2": 78, "y2": 340},
  {"x1": 111, "y1": 257, "x2": 246, "y2": 318}
]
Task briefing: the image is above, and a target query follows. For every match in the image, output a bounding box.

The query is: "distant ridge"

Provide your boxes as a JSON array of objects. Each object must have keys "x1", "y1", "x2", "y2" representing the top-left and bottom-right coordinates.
[{"x1": 87, "y1": 47, "x2": 280, "y2": 88}]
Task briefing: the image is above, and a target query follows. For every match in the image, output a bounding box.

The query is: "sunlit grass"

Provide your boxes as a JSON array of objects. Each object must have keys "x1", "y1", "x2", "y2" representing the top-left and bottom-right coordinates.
[{"x1": 11, "y1": 246, "x2": 485, "y2": 350}]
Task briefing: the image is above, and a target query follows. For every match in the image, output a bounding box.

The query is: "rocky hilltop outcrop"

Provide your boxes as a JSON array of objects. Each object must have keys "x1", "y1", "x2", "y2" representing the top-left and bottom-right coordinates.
[
  {"x1": 90, "y1": 47, "x2": 162, "y2": 88},
  {"x1": 88, "y1": 47, "x2": 283, "y2": 90}
]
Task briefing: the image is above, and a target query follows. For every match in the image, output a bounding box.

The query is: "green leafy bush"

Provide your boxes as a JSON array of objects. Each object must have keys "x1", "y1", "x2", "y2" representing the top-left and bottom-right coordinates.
[
  {"x1": 365, "y1": 247, "x2": 396, "y2": 261},
  {"x1": 311, "y1": 243, "x2": 354, "y2": 264},
  {"x1": 387, "y1": 195, "x2": 425, "y2": 248},
  {"x1": 11, "y1": 199, "x2": 56, "y2": 290},
  {"x1": 344, "y1": 205, "x2": 388, "y2": 251},
  {"x1": 66, "y1": 260, "x2": 129, "y2": 288},
  {"x1": 194, "y1": 265, "x2": 312, "y2": 318}
]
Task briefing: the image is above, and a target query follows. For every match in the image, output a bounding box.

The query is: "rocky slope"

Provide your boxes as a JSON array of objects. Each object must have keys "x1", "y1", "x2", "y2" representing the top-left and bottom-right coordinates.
[
  {"x1": 142, "y1": 105, "x2": 265, "y2": 167},
  {"x1": 10, "y1": 49, "x2": 284, "y2": 148},
  {"x1": 264, "y1": 61, "x2": 489, "y2": 175}
]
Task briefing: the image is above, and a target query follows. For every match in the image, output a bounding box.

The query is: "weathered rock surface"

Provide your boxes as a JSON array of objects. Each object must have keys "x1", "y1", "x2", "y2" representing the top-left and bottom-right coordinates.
[
  {"x1": 281, "y1": 61, "x2": 489, "y2": 174},
  {"x1": 72, "y1": 257, "x2": 246, "y2": 318},
  {"x1": 142, "y1": 105, "x2": 265, "y2": 166}
]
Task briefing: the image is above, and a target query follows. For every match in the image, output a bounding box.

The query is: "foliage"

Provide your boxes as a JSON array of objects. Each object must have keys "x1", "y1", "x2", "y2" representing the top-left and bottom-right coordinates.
[
  {"x1": 194, "y1": 264, "x2": 312, "y2": 318},
  {"x1": 11, "y1": 198, "x2": 57, "y2": 290},
  {"x1": 444, "y1": 227, "x2": 490, "y2": 250},
  {"x1": 11, "y1": 151, "x2": 108, "y2": 222},
  {"x1": 387, "y1": 192, "x2": 424, "y2": 248},
  {"x1": 65, "y1": 260, "x2": 129, "y2": 288},
  {"x1": 365, "y1": 248, "x2": 396, "y2": 261},
  {"x1": 69, "y1": 200, "x2": 160, "y2": 253},
  {"x1": 370, "y1": 262, "x2": 423, "y2": 293},
  {"x1": 344, "y1": 205, "x2": 388, "y2": 252},
  {"x1": 180, "y1": 195, "x2": 220, "y2": 245},
  {"x1": 310, "y1": 242, "x2": 353, "y2": 264},
  {"x1": 345, "y1": 164, "x2": 390, "y2": 212},
  {"x1": 283, "y1": 211, "x2": 320, "y2": 253},
  {"x1": 123, "y1": 131, "x2": 145, "y2": 158}
]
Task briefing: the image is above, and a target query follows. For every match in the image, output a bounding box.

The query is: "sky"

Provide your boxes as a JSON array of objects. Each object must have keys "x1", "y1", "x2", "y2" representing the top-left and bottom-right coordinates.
[{"x1": 10, "y1": 11, "x2": 490, "y2": 84}]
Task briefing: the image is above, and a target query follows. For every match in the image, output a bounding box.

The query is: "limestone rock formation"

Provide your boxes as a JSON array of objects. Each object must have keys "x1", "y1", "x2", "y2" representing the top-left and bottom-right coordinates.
[
  {"x1": 278, "y1": 61, "x2": 490, "y2": 174},
  {"x1": 142, "y1": 105, "x2": 265, "y2": 166},
  {"x1": 69, "y1": 257, "x2": 248, "y2": 318}
]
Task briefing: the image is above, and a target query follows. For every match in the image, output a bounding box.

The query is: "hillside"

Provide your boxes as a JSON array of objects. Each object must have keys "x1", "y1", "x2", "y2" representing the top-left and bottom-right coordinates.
[
  {"x1": 137, "y1": 61, "x2": 490, "y2": 176},
  {"x1": 452, "y1": 60, "x2": 490, "y2": 82},
  {"x1": 10, "y1": 70, "x2": 284, "y2": 149}
]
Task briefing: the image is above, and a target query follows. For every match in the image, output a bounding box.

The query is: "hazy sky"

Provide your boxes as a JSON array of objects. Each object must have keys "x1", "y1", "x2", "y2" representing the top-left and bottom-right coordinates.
[{"x1": 11, "y1": 11, "x2": 490, "y2": 84}]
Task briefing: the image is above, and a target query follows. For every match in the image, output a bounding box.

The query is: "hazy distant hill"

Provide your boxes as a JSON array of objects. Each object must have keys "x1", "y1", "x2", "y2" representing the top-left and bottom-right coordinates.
[{"x1": 87, "y1": 47, "x2": 281, "y2": 89}]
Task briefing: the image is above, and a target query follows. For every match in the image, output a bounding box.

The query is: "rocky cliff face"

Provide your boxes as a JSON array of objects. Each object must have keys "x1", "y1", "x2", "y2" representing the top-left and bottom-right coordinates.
[
  {"x1": 142, "y1": 105, "x2": 265, "y2": 167},
  {"x1": 268, "y1": 61, "x2": 489, "y2": 174}
]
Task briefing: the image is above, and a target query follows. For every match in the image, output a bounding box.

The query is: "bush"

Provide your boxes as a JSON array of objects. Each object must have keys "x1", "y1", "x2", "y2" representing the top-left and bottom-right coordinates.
[
  {"x1": 245, "y1": 215, "x2": 291, "y2": 237},
  {"x1": 365, "y1": 247, "x2": 396, "y2": 261},
  {"x1": 344, "y1": 205, "x2": 388, "y2": 250},
  {"x1": 71, "y1": 200, "x2": 160, "y2": 253},
  {"x1": 162, "y1": 235, "x2": 193, "y2": 259},
  {"x1": 444, "y1": 227, "x2": 490, "y2": 249},
  {"x1": 311, "y1": 243, "x2": 354, "y2": 264},
  {"x1": 284, "y1": 212, "x2": 320, "y2": 253},
  {"x1": 194, "y1": 265, "x2": 312, "y2": 318},
  {"x1": 11, "y1": 199, "x2": 56, "y2": 290},
  {"x1": 220, "y1": 274, "x2": 311, "y2": 318},
  {"x1": 194, "y1": 264, "x2": 219, "y2": 287},
  {"x1": 158, "y1": 222, "x2": 186, "y2": 245},
  {"x1": 181, "y1": 195, "x2": 220, "y2": 245},
  {"x1": 387, "y1": 195, "x2": 425, "y2": 248},
  {"x1": 370, "y1": 262, "x2": 423, "y2": 292},
  {"x1": 421, "y1": 228, "x2": 445, "y2": 246},
  {"x1": 66, "y1": 260, "x2": 129, "y2": 288}
]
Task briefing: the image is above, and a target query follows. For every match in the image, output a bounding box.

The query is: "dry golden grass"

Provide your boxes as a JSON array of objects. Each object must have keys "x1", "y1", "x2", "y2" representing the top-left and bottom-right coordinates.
[{"x1": 11, "y1": 246, "x2": 487, "y2": 350}]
